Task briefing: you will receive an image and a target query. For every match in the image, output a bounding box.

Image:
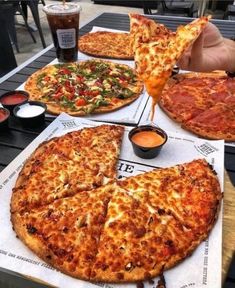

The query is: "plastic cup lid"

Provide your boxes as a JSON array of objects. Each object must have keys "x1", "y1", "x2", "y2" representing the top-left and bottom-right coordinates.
[{"x1": 43, "y1": 3, "x2": 81, "y2": 15}]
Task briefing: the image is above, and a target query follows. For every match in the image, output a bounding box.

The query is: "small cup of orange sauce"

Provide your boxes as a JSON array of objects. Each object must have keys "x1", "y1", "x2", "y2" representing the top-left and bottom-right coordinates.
[
  {"x1": 0, "y1": 91, "x2": 29, "y2": 114},
  {"x1": 128, "y1": 125, "x2": 168, "y2": 159}
]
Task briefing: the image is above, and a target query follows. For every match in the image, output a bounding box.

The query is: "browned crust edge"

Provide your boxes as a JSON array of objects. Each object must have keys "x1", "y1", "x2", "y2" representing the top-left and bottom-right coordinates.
[
  {"x1": 182, "y1": 122, "x2": 235, "y2": 141},
  {"x1": 11, "y1": 211, "x2": 92, "y2": 281}
]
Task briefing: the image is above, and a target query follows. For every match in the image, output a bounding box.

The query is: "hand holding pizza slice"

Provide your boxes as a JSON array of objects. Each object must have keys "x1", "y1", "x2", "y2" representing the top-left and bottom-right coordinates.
[{"x1": 132, "y1": 15, "x2": 211, "y2": 120}]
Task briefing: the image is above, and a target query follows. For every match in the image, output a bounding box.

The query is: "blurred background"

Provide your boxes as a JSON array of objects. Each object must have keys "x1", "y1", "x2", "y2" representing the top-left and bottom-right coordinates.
[{"x1": 0, "y1": 0, "x2": 234, "y2": 67}]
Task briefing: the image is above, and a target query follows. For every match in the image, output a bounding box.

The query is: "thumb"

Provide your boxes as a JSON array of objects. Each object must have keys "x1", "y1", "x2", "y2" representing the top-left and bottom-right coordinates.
[
  {"x1": 177, "y1": 32, "x2": 205, "y2": 70},
  {"x1": 190, "y1": 32, "x2": 205, "y2": 62}
]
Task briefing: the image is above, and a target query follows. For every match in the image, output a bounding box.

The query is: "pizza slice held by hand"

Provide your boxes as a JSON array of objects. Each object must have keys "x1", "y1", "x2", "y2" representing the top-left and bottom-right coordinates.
[{"x1": 132, "y1": 15, "x2": 211, "y2": 120}]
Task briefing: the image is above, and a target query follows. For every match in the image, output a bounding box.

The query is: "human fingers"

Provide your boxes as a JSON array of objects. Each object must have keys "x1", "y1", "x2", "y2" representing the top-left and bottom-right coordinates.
[
  {"x1": 201, "y1": 22, "x2": 223, "y2": 47},
  {"x1": 190, "y1": 31, "x2": 204, "y2": 60},
  {"x1": 177, "y1": 51, "x2": 191, "y2": 70},
  {"x1": 177, "y1": 33, "x2": 204, "y2": 70}
]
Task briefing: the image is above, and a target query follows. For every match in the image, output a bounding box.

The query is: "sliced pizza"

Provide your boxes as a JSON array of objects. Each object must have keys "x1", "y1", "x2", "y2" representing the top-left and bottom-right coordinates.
[
  {"x1": 11, "y1": 158, "x2": 221, "y2": 283},
  {"x1": 11, "y1": 125, "x2": 124, "y2": 213},
  {"x1": 119, "y1": 159, "x2": 221, "y2": 235},
  {"x1": 11, "y1": 185, "x2": 114, "y2": 280},
  {"x1": 159, "y1": 73, "x2": 216, "y2": 123},
  {"x1": 91, "y1": 159, "x2": 221, "y2": 282},
  {"x1": 90, "y1": 186, "x2": 195, "y2": 282}
]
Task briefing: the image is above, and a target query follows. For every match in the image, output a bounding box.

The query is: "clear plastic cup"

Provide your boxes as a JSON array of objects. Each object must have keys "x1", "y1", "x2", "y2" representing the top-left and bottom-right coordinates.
[{"x1": 43, "y1": 3, "x2": 81, "y2": 62}]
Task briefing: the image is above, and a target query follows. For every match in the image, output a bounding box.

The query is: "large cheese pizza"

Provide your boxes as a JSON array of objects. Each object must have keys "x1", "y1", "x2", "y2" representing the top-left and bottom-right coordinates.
[
  {"x1": 78, "y1": 31, "x2": 133, "y2": 59},
  {"x1": 11, "y1": 125, "x2": 222, "y2": 284},
  {"x1": 24, "y1": 59, "x2": 143, "y2": 116},
  {"x1": 159, "y1": 71, "x2": 235, "y2": 141}
]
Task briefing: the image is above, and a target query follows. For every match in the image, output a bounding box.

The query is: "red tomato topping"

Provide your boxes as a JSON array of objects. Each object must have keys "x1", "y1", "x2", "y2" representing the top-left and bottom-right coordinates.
[
  {"x1": 54, "y1": 86, "x2": 63, "y2": 100},
  {"x1": 77, "y1": 75, "x2": 84, "y2": 82},
  {"x1": 65, "y1": 80, "x2": 71, "y2": 87},
  {"x1": 90, "y1": 90, "x2": 100, "y2": 97},
  {"x1": 79, "y1": 90, "x2": 100, "y2": 98},
  {"x1": 95, "y1": 80, "x2": 102, "y2": 86},
  {"x1": 54, "y1": 92, "x2": 63, "y2": 100},
  {"x1": 59, "y1": 68, "x2": 71, "y2": 75},
  {"x1": 76, "y1": 98, "x2": 87, "y2": 106},
  {"x1": 44, "y1": 76, "x2": 51, "y2": 81},
  {"x1": 67, "y1": 92, "x2": 75, "y2": 100},
  {"x1": 112, "y1": 98, "x2": 119, "y2": 104}
]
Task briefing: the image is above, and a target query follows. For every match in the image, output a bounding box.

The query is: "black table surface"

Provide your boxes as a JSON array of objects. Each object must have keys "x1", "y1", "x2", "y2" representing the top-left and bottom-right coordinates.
[
  {"x1": 0, "y1": 12, "x2": 235, "y2": 186},
  {"x1": 0, "y1": 12, "x2": 235, "y2": 287}
]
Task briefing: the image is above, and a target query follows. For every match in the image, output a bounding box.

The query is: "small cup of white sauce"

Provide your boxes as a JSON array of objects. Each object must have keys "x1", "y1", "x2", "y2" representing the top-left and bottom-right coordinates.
[{"x1": 13, "y1": 101, "x2": 47, "y2": 127}]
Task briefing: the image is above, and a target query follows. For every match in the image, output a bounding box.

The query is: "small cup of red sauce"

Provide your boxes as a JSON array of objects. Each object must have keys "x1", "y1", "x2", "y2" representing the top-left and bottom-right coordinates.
[
  {"x1": 0, "y1": 107, "x2": 10, "y2": 131},
  {"x1": 0, "y1": 91, "x2": 29, "y2": 114},
  {"x1": 128, "y1": 125, "x2": 168, "y2": 159}
]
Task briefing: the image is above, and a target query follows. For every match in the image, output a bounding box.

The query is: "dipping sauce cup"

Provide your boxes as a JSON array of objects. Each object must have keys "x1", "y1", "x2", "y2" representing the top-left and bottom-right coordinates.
[
  {"x1": 13, "y1": 101, "x2": 47, "y2": 128},
  {"x1": 43, "y1": 3, "x2": 81, "y2": 62},
  {"x1": 129, "y1": 125, "x2": 168, "y2": 159},
  {"x1": 0, "y1": 91, "x2": 29, "y2": 114},
  {"x1": 0, "y1": 107, "x2": 10, "y2": 131}
]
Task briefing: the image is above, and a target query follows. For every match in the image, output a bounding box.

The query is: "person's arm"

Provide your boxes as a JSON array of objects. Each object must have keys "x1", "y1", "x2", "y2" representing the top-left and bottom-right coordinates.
[{"x1": 177, "y1": 22, "x2": 235, "y2": 73}]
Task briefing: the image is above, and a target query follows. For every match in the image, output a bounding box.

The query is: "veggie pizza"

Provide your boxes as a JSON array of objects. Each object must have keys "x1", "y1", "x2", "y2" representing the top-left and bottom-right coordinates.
[{"x1": 24, "y1": 59, "x2": 143, "y2": 116}]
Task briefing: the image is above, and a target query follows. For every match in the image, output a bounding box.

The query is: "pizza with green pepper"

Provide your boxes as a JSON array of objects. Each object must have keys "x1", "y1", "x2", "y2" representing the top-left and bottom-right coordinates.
[{"x1": 24, "y1": 59, "x2": 143, "y2": 116}]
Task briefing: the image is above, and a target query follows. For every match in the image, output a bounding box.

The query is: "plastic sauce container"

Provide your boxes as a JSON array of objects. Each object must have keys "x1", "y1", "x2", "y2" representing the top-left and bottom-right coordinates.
[
  {"x1": 129, "y1": 125, "x2": 168, "y2": 159},
  {"x1": 0, "y1": 91, "x2": 29, "y2": 113},
  {"x1": 0, "y1": 107, "x2": 10, "y2": 131},
  {"x1": 13, "y1": 101, "x2": 47, "y2": 127}
]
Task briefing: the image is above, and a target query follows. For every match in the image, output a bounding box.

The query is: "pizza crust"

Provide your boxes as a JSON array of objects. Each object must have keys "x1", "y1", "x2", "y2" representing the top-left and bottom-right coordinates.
[{"x1": 44, "y1": 93, "x2": 141, "y2": 116}]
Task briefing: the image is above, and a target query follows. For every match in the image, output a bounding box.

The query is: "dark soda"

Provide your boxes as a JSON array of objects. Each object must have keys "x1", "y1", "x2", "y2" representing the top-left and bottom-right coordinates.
[{"x1": 43, "y1": 4, "x2": 81, "y2": 62}]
